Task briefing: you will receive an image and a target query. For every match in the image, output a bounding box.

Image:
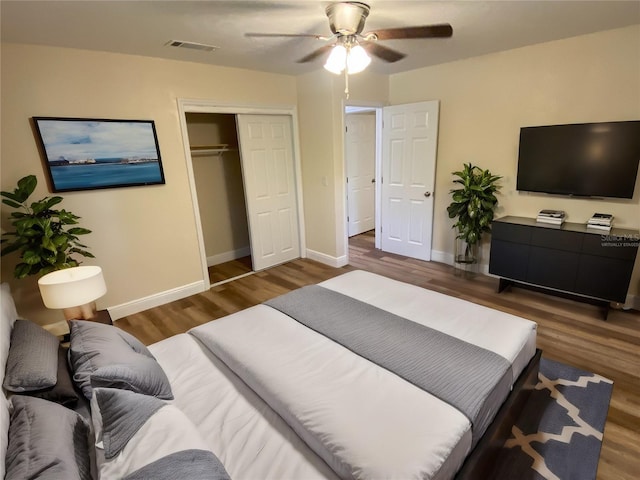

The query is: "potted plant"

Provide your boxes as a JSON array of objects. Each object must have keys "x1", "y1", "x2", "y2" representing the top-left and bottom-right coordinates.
[
  {"x1": 1, "y1": 175, "x2": 94, "y2": 279},
  {"x1": 446, "y1": 163, "x2": 501, "y2": 265}
]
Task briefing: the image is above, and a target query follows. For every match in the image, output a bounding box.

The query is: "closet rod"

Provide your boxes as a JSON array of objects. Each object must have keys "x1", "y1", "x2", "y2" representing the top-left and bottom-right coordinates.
[{"x1": 190, "y1": 144, "x2": 235, "y2": 157}]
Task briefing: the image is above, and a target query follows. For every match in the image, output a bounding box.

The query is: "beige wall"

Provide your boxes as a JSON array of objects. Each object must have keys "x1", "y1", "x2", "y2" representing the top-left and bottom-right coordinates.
[
  {"x1": 296, "y1": 70, "x2": 388, "y2": 262},
  {"x1": 389, "y1": 25, "x2": 640, "y2": 298},
  {"x1": 296, "y1": 72, "x2": 340, "y2": 258},
  {"x1": 186, "y1": 114, "x2": 249, "y2": 263},
  {"x1": 0, "y1": 43, "x2": 296, "y2": 324},
  {"x1": 2, "y1": 26, "x2": 638, "y2": 322}
]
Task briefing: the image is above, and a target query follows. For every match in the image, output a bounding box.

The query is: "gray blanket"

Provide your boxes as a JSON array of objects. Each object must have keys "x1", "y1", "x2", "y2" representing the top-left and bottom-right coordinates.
[{"x1": 266, "y1": 285, "x2": 513, "y2": 446}]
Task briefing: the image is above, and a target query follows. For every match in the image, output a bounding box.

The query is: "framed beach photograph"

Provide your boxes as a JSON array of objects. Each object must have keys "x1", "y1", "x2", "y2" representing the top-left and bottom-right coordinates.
[{"x1": 32, "y1": 117, "x2": 165, "y2": 192}]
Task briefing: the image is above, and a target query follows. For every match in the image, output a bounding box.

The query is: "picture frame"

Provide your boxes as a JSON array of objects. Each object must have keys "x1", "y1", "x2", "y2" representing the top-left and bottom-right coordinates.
[{"x1": 32, "y1": 117, "x2": 165, "y2": 192}]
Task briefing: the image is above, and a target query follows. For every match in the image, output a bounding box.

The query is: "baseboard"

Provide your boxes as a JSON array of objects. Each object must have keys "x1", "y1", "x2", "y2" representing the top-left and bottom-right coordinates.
[
  {"x1": 306, "y1": 248, "x2": 348, "y2": 268},
  {"x1": 432, "y1": 249, "x2": 490, "y2": 275},
  {"x1": 431, "y1": 250, "x2": 454, "y2": 265},
  {"x1": 625, "y1": 293, "x2": 639, "y2": 311},
  {"x1": 207, "y1": 246, "x2": 251, "y2": 267},
  {"x1": 108, "y1": 281, "x2": 205, "y2": 320}
]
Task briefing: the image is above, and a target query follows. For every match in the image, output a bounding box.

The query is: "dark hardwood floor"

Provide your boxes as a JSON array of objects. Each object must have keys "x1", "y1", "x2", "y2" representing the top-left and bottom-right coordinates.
[
  {"x1": 117, "y1": 231, "x2": 640, "y2": 480},
  {"x1": 208, "y1": 255, "x2": 253, "y2": 284}
]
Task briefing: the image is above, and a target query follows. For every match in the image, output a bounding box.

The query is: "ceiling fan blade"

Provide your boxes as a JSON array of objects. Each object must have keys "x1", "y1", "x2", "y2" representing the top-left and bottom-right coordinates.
[
  {"x1": 361, "y1": 42, "x2": 406, "y2": 63},
  {"x1": 367, "y1": 24, "x2": 453, "y2": 41},
  {"x1": 297, "y1": 45, "x2": 334, "y2": 63},
  {"x1": 245, "y1": 33, "x2": 326, "y2": 39}
]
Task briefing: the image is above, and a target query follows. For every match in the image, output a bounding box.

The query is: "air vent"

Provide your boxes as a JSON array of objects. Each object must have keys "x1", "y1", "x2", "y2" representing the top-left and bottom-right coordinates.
[{"x1": 165, "y1": 40, "x2": 219, "y2": 52}]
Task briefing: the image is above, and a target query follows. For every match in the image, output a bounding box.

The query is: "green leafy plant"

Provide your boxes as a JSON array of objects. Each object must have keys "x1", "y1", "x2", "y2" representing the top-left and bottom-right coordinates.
[
  {"x1": 1, "y1": 175, "x2": 94, "y2": 279},
  {"x1": 447, "y1": 163, "x2": 502, "y2": 251}
]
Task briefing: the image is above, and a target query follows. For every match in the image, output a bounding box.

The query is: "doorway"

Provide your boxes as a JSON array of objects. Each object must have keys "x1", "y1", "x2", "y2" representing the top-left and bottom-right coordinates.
[
  {"x1": 345, "y1": 109, "x2": 376, "y2": 238},
  {"x1": 344, "y1": 105, "x2": 382, "y2": 256},
  {"x1": 343, "y1": 101, "x2": 439, "y2": 263},
  {"x1": 178, "y1": 100, "x2": 306, "y2": 290},
  {"x1": 185, "y1": 113, "x2": 252, "y2": 285}
]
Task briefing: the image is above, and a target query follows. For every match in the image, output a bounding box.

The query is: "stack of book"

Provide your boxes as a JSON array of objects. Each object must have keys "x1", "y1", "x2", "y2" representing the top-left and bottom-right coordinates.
[
  {"x1": 587, "y1": 213, "x2": 613, "y2": 232},
  {"x1": 536, "y1": 210, "x2": 566, "y2": 225}
]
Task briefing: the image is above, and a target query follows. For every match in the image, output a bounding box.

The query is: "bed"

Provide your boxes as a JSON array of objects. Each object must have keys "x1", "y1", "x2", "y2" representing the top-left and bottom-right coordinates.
[{"x1": 1, "y1": 270, "x2": 539, "y2": 479}]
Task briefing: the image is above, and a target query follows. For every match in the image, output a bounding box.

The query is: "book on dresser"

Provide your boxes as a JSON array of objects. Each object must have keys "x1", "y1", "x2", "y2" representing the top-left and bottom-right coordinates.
[
  {"x1": 536, "y1": 210, "x2": 566, "y2": 225},
  {"x1": 587, "y1": 213, "x2": 613, "y2": 232}
]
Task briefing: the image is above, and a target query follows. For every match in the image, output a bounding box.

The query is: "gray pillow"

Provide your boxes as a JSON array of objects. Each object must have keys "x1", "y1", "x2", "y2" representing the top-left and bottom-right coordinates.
[
  {"x1": 94, "y1": 387, "x2": 165, "y2": 459},
  {"x1": 124, "y1": 449, "x2": 231, "y2": 480},
  {"x1": 5, "y1": 395, "x2": 91, "y2": 480},
  {"x1": 69, "y1": 320, "x2": 173, "y2": 400},
  {"x1": 28, "y1": 346, "x2": 79, "y2": 407},
  {"x1": 94, "y1": 388, "x2": 230, "y2": 480},
  {"x1": 3, "y1": 319, "x2": 59, "y2": 392}
]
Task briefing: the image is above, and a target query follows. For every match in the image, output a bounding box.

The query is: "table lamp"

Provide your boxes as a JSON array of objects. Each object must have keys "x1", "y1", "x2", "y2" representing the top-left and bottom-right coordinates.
[{"x1": 38, "y1": 266, "x2": 107, "y2": 320}]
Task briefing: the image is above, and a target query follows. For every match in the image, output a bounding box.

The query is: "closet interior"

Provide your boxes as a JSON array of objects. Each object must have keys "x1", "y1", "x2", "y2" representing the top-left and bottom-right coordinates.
[{"x1": 185, "y1": 113, "x2": 252, "y2": 284}]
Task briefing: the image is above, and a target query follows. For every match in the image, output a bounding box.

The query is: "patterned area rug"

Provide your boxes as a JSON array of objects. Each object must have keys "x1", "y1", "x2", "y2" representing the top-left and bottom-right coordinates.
[{"x1": 491, "y1": 357, "x2": 613, "y2": 480}]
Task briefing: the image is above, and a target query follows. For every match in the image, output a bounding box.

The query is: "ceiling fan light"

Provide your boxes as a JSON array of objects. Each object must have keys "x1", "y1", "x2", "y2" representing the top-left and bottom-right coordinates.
[
  {"x1": 347, "y1": 45, "x2": 371, "y2": 74},
  {"x1": 324, "y1": 44, "x2": 347, "y2": 74}
]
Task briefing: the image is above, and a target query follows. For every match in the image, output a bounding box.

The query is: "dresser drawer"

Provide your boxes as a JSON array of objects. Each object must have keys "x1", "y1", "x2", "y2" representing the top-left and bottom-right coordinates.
[
  {"x1": 530, "y1": 228, "x2": 584, "y2": 252},
  {"x1": 491, "y1": 221, "x2": 532, "y2": 244},
  {"x1": 581, "y1": 232, "x2": 639, "y2": 260},
  {"x1": 575, "y1": 256, "x2": 635, "y2": 302},
  {"x1": 489, "y1": 239, "x2": 530, "y2": 281},
  {"x1": 527, "y1": 247, "x2": 580, "y2": 292}
]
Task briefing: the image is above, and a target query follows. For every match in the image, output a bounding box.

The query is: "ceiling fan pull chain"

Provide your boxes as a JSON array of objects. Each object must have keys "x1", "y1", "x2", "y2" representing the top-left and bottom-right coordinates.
[{"x1": 344, "y1": 67, "x2": 350, "y2": 99}]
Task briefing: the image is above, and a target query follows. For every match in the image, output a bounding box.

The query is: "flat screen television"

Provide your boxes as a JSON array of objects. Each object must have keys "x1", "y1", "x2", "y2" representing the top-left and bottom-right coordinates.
[{"x1": 516, "y1": 120, "x2": 640, "y2": 199}]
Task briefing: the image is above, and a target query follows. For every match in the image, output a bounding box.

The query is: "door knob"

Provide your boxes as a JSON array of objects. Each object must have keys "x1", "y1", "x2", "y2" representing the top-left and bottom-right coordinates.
[
  {"x1": 424, "y1": 191, "x2": 432, "y2": 197},
  {"x1": 371, "y1": 179, "x2": 376, "y2": 183}
]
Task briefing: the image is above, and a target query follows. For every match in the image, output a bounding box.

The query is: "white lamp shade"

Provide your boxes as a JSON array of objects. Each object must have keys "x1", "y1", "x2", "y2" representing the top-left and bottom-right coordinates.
[
  {"x1": 38, "y1": 266, "x2": 107, "y2": 309},
  {"x1": 324, "y1": 44, "x2": 347, "y2": 74},
  {"x1": 347, "y1": 45, "x2": 371, "y2": 74}
]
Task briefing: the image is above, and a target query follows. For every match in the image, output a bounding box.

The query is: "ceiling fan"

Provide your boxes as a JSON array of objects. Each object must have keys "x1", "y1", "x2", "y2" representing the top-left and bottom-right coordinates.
[{"x1": 245, "y1": 1, "x2": 453, "y2": 69}]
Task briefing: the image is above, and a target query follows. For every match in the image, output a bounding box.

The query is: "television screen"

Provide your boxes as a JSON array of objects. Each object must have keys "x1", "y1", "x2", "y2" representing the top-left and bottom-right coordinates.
[{"x1": 516, "y1": 121, "x2": 640, "y2": 199}]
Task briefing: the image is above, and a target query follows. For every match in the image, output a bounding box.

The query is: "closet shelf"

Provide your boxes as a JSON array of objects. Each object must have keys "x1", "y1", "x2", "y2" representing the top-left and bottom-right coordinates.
[{"x1": 190, "y1": 144, "x2": 236, "y2": 157}]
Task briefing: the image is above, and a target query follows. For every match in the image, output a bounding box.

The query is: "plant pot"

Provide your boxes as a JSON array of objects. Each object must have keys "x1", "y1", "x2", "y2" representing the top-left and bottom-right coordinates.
[{"x1": 454, "y1": 237, "x2": 478, "y2": 265}]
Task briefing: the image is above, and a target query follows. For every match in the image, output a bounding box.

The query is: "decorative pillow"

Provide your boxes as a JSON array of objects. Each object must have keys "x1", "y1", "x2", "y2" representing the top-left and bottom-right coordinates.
[
  {"x1": 3, "y1": 319, "x2": 59, "y2": 392},
  {"x1": 28, "y1": 345, "x2": 79, "y2": 407},
  {"x1": 0, "y1": 282, "x2": 18, "y2": 480},
  {"x1": 95, "y1": 388, "x2": 230, "y2": 480},
  {"x1": 69, "y1": 320, "x2": 173, "y2": 400},
  {"x1": 1, "y1": 283, "x2": 19, "y2": 381},
  {"x1": 0, "y1": 394, "x2": 9, "y2": 480},
  {"x1": 5, "y1": 395, "x2": 91, "y2": 480}
]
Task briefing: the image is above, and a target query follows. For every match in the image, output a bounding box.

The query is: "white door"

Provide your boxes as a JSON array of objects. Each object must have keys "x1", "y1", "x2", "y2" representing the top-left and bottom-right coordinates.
[
  {"x1": 380, "y1": 101, "x2": 439, "y2": 261},
  {"x1": 346, "y1": 112, "x2": 376, "y2": 237},
  {"x1": 236, "y1": 114, "x2": 300, "y2": 271}
]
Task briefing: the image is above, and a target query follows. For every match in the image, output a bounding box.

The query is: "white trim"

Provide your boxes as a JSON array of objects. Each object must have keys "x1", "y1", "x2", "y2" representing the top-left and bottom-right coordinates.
[
  {"x1": 431, "y1": 250, "x2": 454, "y2": 265},
  {"x1": 374, "y1": 107, "x2": 383, "y2": 250},
  {"x1": 306, "y1": 248, "x2": 348, "y2": 268},
  {"x1": 431, "y1": 250, "x2": 492, "y2": 274},
  {"x1": 177, "y1": 101, "x2": 211, "y2": 291},
  {"x1": 108, "y1": 281, "x2": 205, "y2": 320},
  {"x1": 342, "y1": 100, "x2": 385, "y2": 262},
  {"x1": 625, "y1": 293, "x2": 639, "y2": 311},
  {"x1": 207, "y1": 246, "x2": 251, "y2": 267},
  {"x1": 211, "y1": 271, "x2": 256, "y2": 287},
  {"x1": 290, "y1": 106, "x2": 308, "y2": 259},
  {"x1": 178, "y1": 100, "x2": 299, "y2": 116}
]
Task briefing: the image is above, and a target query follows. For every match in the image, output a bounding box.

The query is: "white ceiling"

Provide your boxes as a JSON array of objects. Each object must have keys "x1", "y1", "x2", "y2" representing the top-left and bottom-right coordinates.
[{"x1": 2, "y1": 1, "x2": 639, "y2": 76}]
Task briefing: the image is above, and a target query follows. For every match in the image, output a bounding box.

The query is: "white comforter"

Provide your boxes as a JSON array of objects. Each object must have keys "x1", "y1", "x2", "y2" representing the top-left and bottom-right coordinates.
[
  {"x1": 151, "y1": 270, "x2": 537, "y2": 480},
  {"x1": 150, "y1": 333, "x2": 338, "y2": 480}
]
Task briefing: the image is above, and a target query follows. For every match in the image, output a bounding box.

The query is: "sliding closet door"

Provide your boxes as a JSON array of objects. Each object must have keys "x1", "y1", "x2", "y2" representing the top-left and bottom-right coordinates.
[{"x1": 236, "y1": 114, "x2": 301, "y2": 271}]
